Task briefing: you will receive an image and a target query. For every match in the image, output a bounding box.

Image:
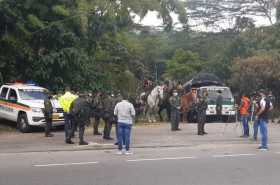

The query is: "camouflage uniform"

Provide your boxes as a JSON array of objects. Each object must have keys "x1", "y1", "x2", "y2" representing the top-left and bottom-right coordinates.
[
  {"x1": 70, "y1": 96, "x2": 92, "y2": 145},
  {"x1": 197, "y1": 94, "x2": 208, "y2": 135},
  {"x1": 92, "y1": 93, "x2": 103, "y2": 135},
  {"x1": 169, "y1": 95, "x2": 181, "y2": 131},
  {"x1": 43, "y1": 96, "x2": 53, "y2": 137},
  {"x1": 102, "y1": 94, "x2": 116, "y2": 139}
]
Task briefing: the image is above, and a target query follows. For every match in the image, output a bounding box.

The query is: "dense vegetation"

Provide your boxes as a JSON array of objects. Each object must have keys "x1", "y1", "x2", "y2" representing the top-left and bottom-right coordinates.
[{"x1": 0, "y1": 0, "x2": 279, "y2": 102}]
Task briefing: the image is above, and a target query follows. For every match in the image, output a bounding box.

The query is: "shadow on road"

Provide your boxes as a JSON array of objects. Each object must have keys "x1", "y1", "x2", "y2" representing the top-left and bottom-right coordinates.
[{"x1": 0, "y1": 119, "x2": 64, "y2": 134}]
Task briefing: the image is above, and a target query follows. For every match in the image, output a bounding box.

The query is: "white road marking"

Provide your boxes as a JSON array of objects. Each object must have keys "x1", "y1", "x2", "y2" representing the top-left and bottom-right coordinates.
[
  {"x1": 127, "y1": 156, "x2": 197, "y2": 162},
  {"x1": 33, "y1": 161, "x2": 99, "y2": 167},
  {"x1": 212, "y1": 154, "x2": 256, "y2": 158}
]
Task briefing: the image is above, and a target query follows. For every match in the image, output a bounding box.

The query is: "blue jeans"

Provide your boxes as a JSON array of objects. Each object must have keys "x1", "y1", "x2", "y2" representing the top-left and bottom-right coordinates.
[
  {"x1": 241, "y1": 115, "x2": 249, "y2": 136},
  {"x1": 253, "y1": 118, "x2": 259, "y2": 139},
  {"x1": 117, "y1": 122, "x2": 132, "y2": 151},
  {"x1": 259, "y1": 118, "x2": 268, "y2": 148}
]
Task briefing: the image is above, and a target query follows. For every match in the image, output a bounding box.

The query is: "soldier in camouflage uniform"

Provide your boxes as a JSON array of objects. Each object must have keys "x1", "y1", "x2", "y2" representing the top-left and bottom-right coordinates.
[
  {"x1": 102, "y1": 92, "x2": 116, "y2": 140},
  {"x1": 169, "y1": 90, "x2": 181, "y2": 131},
  {"x1": 197, "y1": 89, "x2": 208, "y2": 135},
  {"x1": 92, "y1": 91, "x2": 103, "y2": 135},
  {"x1": 43, "y1": 93, "x2": 54, "y2": 137},
  {"x1": 70, "y1": 93, "x2": 92, "y2": 145}
]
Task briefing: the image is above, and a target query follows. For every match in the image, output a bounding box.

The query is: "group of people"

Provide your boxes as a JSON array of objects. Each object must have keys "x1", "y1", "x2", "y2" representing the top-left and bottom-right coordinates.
[
  {"x1": 239, "y1": 90, "x2": 274, "y2": 150},
  {"x1": 42, "y1": 83, "x2": 275, "y2": 154},
  {"x1": 169, "y1": 88, "x2": 210, "y2": 135},
  {"x1": 43, "y1": 89, "x2": 136, "y2": 154}
]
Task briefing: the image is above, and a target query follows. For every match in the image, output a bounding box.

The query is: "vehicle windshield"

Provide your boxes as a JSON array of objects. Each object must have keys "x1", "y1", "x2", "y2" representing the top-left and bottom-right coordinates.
[
  {"x1": 200, "y1": 87, "x2": 233, "y2": 103},
  {"x1": 18, "y1": 89, "x2": 47, "y2": 100}
]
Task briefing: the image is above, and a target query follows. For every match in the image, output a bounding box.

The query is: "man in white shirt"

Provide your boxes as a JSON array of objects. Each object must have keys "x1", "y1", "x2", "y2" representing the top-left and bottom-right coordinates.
[{"x1": 114, "y1": 94, "x2": 136, "y2": 155}]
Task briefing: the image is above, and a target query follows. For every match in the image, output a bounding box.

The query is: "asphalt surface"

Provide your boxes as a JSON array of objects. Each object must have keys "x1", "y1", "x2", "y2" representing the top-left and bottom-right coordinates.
[
  {"x1": 1, "y1": 144, "x2": 280, "y2": 185},
  {"x1": 1, "y1": 122, "x2": 280, "y2": 185}
]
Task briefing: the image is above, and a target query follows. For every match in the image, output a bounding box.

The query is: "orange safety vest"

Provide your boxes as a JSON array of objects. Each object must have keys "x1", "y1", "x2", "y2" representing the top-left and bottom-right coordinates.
[{"x1": 240, "y1": 96, "x2": 250, "y2": 115}]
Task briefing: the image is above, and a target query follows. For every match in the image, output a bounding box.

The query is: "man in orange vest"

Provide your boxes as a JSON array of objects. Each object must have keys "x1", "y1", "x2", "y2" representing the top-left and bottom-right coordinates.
[{"x1": 239, "y1": 94, "x2": 251, "y2": 137}]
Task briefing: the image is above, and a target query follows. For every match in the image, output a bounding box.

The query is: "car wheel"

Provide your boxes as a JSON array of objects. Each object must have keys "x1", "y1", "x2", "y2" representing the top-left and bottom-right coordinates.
[{"x1": 17, "y1": 113, "x2": 31, "y2": 133}]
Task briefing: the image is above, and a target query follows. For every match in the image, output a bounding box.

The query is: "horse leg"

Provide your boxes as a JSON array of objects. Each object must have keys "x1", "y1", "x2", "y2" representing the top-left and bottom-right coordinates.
[
  {"x1": 182, "y1": 109, "x2": 188, "y2": 123},
  {"x1": 153, "y1": 107, "x2": 158, "y2": 123}
]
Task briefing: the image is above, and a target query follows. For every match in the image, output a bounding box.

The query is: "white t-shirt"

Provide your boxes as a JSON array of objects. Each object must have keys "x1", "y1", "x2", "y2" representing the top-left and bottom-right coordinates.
[{"x1": 114, "y1": 100, "x2": 136, "y2": 125}]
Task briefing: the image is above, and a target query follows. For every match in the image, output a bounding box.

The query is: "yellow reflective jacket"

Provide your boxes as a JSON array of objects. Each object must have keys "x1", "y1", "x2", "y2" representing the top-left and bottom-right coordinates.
[{"x1": 58, "y1": 92, "x2": 78, "y2": 113}]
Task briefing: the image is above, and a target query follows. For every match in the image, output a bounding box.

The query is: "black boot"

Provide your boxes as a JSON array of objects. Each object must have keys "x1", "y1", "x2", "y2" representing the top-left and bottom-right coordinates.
[
  {"x1": 79, "y1": 141, "x2": 89, "y2": 145},
  {"x1": 66, "y1": 140, "x2": 74, "y2": 144}
]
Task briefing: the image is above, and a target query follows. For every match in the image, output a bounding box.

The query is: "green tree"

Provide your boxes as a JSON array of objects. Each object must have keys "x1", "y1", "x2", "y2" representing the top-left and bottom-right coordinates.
[
  {"x1": 164, "y1": 48, "x2": 203, "y2": 81},
  {"x1": 230, "y1": 51, "x2": 280, "y2": 96}
]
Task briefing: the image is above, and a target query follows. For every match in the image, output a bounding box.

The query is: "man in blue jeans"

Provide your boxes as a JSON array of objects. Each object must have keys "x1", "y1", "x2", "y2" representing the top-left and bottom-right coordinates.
[
  {"x1": 114, "y1": 94, "x2": 136, "y2": 155},
  {"x1": 255, "y1": 91, "x2": 273, "y2": 151}
]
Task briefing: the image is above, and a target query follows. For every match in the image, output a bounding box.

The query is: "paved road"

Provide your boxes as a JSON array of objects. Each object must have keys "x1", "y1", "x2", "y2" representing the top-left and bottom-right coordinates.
[
  {"x1": 1, "y1": 143, "x2": 280, "y2": 185},
  {"x1": 1, "y1": 123, "x2": 280, "y2": 153}
]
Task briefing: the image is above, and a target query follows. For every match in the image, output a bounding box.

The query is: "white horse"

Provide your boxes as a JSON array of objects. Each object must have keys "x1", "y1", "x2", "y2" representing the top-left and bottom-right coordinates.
[{"x1": 146, "y1": 85, "x2": 164, "y2": 123}]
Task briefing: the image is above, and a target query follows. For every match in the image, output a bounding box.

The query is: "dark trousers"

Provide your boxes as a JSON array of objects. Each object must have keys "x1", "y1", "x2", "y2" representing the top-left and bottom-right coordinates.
[
  {"x1": 93, "y1": 117, "x2": 100, "y2": 134},
  {"x1": 64, "y1": 113, "x2": 73, "y2": 142},
  {"x1": 103, "y1": 118, "x2": 113, "y2": 138},
  {"x1": 79, "y1": 124, "x2": 85, "y2": 143},
  {"x1": 170, "y1": 108, "x2": 180, "y2": 131},
  {"x1": 117, "y1": 122, "x2": 132, "y2": 151},
  {"x1": 44, "y1": 117, "x2": 52, "y2": 135},
  {"x1": 197, "y1": 111, "x2": 206, "y2": 134}
]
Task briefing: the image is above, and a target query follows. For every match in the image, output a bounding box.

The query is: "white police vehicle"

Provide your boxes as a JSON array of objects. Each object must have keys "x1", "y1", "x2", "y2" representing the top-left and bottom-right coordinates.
[
  {"x1": 0, "y1": 83, "x2": 64, "y2": 132},
  {"x1": 198, "y1": 86, "x2": 236, "y2": 121}
]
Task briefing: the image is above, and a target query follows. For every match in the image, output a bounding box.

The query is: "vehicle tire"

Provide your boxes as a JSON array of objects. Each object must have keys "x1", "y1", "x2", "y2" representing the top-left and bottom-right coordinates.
[{"x1": 17, "y1": 113, "x2": 31, "y2": 133}]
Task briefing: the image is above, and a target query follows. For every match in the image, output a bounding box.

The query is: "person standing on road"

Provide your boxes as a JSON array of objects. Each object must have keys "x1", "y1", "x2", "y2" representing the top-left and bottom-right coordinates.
[
  {"x1": 70, "y1": 93, "x2": 92, "y2": 145},
  {"x1": 251, "y1": 94, "x2": 260, "y2": 141},
  {"x1": 239, "y1": 94, "x2": 250, "y2": 138},
  {"x1": 92, "y1": 91, "x2": 103, "y2": 136},
  {"x1": 58, "y1": 88, "x2": 78, "y2": 144},
  {"x1": 114, "y1": 93, "x2": 136, "y2": 155},
  {"x1": 216, "y1": 90, "x2": 223, "y2": 122},
  {"x1": 169, "y1": 90, "x2": 181, "y2": 131},
  {"x1": 43, "y1": 92, "x2": 54, "y2": 137},
  {"x1": 197, "y1": 90, "x2": 208, "y2": 135},
  {"x1": 255, "y1": 90, "x2": 273, "y2": 151},
  {"x1": 102, "y1": 92, "x2": 115, "y2": 140}
]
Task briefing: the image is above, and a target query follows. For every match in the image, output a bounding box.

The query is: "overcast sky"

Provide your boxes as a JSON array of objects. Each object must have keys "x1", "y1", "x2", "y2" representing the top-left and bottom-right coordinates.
[{"x1": 134, "y1": 11, "x2": 275, "y2": 32}]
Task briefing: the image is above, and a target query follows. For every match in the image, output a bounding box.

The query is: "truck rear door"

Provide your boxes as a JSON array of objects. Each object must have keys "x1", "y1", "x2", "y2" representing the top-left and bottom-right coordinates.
[
  {"x1": 0, "y1": 87, "x2": 10, "y2": 119},
  {"x1": 6, "y1": 88, "x2": 20, "y2": 121}
]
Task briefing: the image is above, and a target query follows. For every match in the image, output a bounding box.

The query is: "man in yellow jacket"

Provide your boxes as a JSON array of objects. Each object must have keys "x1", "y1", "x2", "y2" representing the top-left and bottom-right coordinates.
[{"x1": 59, "y1": 89, "x2": 78, "y2": 144}]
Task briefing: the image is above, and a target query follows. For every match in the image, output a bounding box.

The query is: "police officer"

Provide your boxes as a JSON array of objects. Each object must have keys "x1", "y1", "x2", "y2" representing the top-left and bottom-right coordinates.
[
  {"x1": 58, "y1": 88, "x2": 78, "y2": 144},
  {"x1": 102, "y1": 92, "x2": 115, "y2": 140},
  {"x1": 197, "y1": 90, "x2": 208, "y2": 135},
  {"x1": 92, "y1": 91, "x2": 103, "y2": 135},
  {"x1": 43, "y1": 92, "x2": 54, "y2": 137},
  {"x1": 70, "y1": 93, "x2": 92, "y2": 145},
  {"x1": 169, "y1": 90, "x2": 181, "y2": 131}
]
